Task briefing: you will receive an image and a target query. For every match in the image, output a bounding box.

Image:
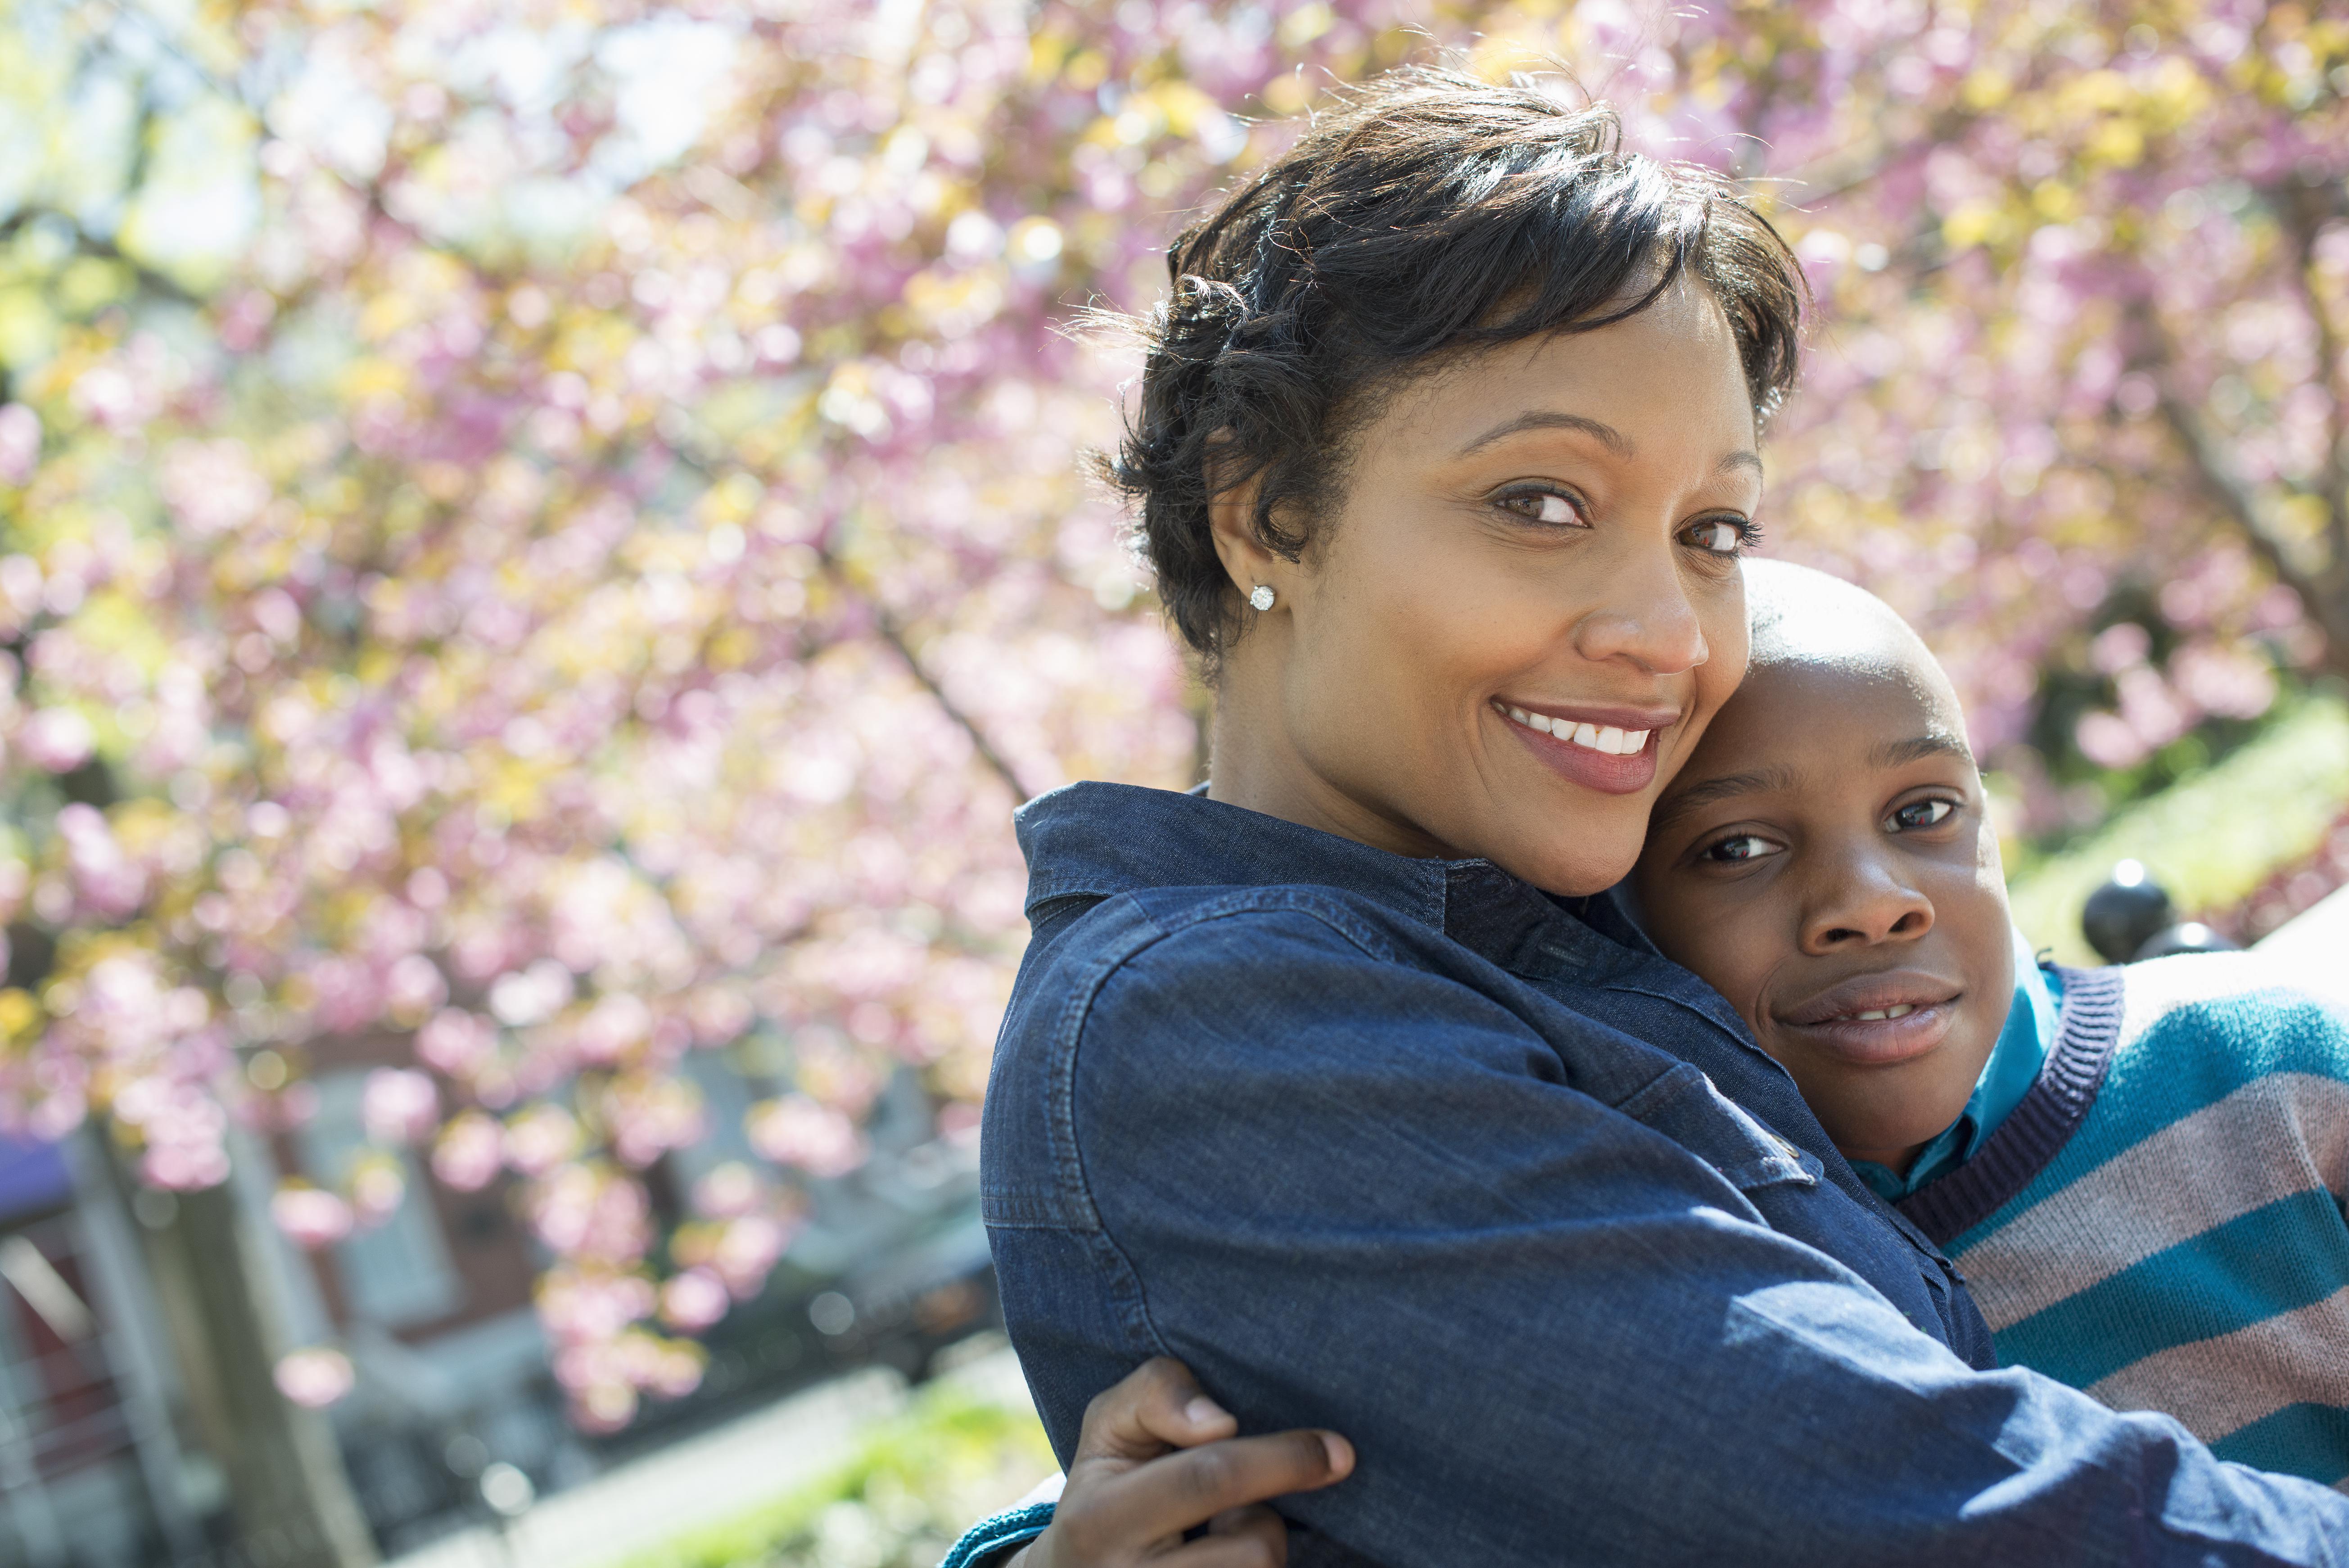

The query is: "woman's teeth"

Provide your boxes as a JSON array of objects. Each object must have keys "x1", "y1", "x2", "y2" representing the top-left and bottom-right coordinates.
[
  {"x1": 1500, "y1": 705, "x2": 1648, "y2": 756},
  {"x1": 1849, "y1": 1005, "x2": 1916, "y2": 1021}
]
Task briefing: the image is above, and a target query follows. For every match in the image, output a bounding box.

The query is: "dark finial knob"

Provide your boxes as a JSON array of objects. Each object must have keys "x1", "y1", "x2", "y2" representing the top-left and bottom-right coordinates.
[
  {"x1": 2082, "y1": 860, "x2": 2174, "y2": 964},
  {"x1": 2131, "y1": 922, "x2": 2240, "y2": 961}
]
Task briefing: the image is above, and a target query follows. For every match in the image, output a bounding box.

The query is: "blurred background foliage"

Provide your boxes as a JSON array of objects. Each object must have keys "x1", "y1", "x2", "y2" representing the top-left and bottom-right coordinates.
[
  {"x1": 0, "y1": 0, "x2": 2343, "y2": 1555},
  {"x1": 613, "y1": 1374, "x2": 1053, "y2": 1568}
]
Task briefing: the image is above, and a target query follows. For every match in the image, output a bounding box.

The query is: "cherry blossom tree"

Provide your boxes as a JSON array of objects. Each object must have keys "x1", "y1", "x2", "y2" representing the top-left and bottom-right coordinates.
[{"x1": 0, "y1": 0, "x2": 2340, "y2": 1557}]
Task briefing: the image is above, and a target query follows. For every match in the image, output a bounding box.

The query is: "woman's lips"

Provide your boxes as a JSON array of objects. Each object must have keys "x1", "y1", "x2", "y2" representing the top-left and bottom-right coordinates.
[
  {"x1": 1775, "y1": 972, "x2": 1964, "y2": 1066},
  {"x1": 1491, "y1": 699, "x2": 1672, "y2": 797}
]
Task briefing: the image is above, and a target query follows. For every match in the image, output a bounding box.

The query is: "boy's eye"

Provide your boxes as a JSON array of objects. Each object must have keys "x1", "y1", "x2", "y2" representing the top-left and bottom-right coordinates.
[
  {"x1": 1702, "y1": 833, "x2": 1782, "y2": 864},
  {"x1": 1890, "y1": 799, "x2": 1956, "y2": 831}
]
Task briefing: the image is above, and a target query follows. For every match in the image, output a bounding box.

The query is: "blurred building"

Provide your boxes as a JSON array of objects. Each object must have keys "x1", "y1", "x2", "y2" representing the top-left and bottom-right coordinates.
[{"x1": 0, "y1": 1049, "x2": 989, "y2": 1568}]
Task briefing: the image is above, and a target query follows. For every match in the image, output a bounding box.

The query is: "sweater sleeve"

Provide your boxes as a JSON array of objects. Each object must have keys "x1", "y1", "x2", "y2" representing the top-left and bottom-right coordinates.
[{"x1": 938, "y1": 1500, "x2": 1053, "y2": 1568}]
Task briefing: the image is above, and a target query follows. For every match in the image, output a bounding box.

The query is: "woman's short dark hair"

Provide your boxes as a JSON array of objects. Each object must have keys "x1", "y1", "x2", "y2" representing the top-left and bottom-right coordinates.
[{"x1": 1107, "y1": 65, "x2": 1806, "y2": 672}]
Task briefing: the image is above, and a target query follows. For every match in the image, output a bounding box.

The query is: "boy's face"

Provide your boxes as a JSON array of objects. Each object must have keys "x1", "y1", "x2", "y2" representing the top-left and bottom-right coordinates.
[{"x1": 1630, "y1": 654, "x2": 2016, "y2": 1170}]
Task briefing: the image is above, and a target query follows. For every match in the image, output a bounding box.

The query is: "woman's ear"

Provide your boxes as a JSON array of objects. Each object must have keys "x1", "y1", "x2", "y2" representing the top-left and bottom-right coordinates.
[{"x1": 1204, "y1": 436, "x2": 1286, "y2": 606}]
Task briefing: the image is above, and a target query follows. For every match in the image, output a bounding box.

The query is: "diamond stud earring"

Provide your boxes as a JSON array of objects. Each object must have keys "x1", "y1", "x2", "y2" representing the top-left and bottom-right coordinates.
[{"x1": 1248, "y1": 584, "x2": 1275, "y2": 611}]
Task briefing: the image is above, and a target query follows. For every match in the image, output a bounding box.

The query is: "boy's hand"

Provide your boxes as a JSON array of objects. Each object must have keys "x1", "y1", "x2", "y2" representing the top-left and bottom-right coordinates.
[{"x1": 1009, "y1": 1357, "x2": 1354, "y2": 1568}]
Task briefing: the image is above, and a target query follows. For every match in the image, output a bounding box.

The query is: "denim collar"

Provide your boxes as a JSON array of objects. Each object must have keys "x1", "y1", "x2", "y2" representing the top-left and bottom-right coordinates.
[{"x1": 1015, "y1": 780, "x2": 1650, "y2": 978}]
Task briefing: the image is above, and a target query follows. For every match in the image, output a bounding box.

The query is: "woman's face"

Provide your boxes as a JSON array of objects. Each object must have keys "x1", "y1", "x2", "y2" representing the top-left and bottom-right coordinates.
[{"x1": 1213, "y1": 277, "x2": 1761, "y2": 895}]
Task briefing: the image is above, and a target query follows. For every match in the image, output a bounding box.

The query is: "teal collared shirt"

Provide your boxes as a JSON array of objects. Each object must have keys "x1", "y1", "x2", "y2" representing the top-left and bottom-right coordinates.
[{"x1": 1850, "y1": 928, "x2": 2063, "y2": 1202}]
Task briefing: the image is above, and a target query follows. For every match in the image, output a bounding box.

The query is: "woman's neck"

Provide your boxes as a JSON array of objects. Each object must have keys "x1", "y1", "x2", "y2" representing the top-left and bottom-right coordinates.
[{"x1": 1203, "y1": 657, "x2": 1458, "y2": 861}]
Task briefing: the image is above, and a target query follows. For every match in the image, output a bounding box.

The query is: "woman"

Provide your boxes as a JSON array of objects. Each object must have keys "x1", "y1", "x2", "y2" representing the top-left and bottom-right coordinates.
[{"x1": 970, "y1": 68, "x2": 2348, "y2": 1568}]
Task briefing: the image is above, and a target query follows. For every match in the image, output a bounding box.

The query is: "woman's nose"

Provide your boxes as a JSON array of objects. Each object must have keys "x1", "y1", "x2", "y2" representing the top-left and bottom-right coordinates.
[
  {"x1": 1800, "y1": 856, "x2": 1935, "y2": 953},
  {"x1": 1570, "y1": 539, "x2": 1709, "y2": 675}
]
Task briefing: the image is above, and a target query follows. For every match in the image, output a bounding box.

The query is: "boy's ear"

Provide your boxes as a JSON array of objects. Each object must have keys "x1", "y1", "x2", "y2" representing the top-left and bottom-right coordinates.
[{"x1": 1204, "y1": 433, "x2": 1287, "y2": 606}]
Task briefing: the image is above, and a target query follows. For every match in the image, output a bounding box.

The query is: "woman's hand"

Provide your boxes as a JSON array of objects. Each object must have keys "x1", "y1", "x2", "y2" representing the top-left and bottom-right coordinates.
[{"x1": 1009, "y1": 1357, "x2": 1354, "y2": 1568}]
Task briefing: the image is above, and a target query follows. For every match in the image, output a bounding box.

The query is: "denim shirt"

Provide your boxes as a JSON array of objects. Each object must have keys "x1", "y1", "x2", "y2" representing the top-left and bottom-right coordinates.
[{"x1": 982, "y1": 782, "x2": 2349, "y2": 1567}]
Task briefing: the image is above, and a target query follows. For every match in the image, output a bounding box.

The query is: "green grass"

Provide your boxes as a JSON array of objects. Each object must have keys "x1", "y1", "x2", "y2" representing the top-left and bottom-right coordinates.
[
  {"x1": 612, "y1": 1377, "x2": 1055, "y2": 1568},
  {"x1": 2006, "y1": 697, "x2": 2349, "y2": 965}
]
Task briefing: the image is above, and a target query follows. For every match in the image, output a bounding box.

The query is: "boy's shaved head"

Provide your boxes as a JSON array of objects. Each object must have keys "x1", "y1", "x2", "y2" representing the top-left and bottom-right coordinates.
[
  {"x1": 1744, "y1": 560, "x2": 1970, "y2": 755},
  {"x1": 1748, "y1": 560, "x2": 1938, "y2": 674}
]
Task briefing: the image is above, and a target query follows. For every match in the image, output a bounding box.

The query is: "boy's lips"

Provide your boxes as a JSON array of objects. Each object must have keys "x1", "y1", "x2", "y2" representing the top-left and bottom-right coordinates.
[{"x1": 1774, "y1": 971, "x2": 1965, "y2": 1066}]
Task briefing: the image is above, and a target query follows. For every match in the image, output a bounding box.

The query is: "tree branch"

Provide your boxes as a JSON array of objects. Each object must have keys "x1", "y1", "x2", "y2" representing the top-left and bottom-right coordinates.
[
  {"x1": 660, "y1": 441, "x2": 1034, "y2": 801},
  {"x1": 2129, "y1": 293, "x2": 2345, "y2": 655},
  {"x1": 2275, "y1": 181, "x2": 2349, "y2": 565},
  {"x1": 845, "y1": 563, "x2": 1034, "y2": 801},
  {"x1": 2156, "y1": 387, "x2": 2311, "y2": 588}
]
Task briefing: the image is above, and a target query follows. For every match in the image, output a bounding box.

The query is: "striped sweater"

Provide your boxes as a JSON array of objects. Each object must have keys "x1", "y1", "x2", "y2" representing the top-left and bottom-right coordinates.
[{"x1": 1897, "y1": 953, "x2": 2349, "y2": 1490}]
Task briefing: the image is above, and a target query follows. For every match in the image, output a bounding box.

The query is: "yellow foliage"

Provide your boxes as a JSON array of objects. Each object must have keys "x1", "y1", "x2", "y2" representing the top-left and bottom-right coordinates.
[
  {"x1": 1279, "y1": 4, "x2": 1334, "y2": 48},
  {"x1": 2085, "y1": 117, "x2": 2145, "y2": 169},
  {"x1": 0, "y1": 990, "x2": 41, "y2": 1043},
  {"x1": 1941, "y1": 199, "x2": 2008, "y2": 250},
  {"x1": 1959, "y1": 68, "x2": 2011, "y2": 110}
]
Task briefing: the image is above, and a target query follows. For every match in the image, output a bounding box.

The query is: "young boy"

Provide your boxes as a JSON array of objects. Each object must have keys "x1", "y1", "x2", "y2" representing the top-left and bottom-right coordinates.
[
  {"x1": 1630, "y1": 560, "x2": 2349, "y2": 1487},
  {"x1": 951, "y1": 562, "x2": 2349, "y2": 1565}
]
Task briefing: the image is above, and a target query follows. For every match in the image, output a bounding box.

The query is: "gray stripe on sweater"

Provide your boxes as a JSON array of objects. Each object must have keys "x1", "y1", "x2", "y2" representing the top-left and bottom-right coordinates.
[
  {"x1": 1957, "y1": 1071, "x2": 2349, "y2": 1330},
  {"x1": 2085, "y1": 1284, "x2": 2349, "y2": 1444}
]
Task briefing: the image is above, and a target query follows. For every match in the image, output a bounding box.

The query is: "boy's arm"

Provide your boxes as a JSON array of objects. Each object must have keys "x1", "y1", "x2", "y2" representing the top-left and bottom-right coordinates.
[{"x1": 943, "y1": 1359, "x2": 1346, "y2": 1568}]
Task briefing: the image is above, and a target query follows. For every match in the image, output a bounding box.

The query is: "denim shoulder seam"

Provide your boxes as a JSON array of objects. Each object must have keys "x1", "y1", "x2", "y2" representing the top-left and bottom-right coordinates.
[
  {"x1": 1127, "y1": 882, "x2": 1406, "y2": 962},
  {"x1": 1045, "y1": 890, "x2": 1404, "y2": 1225}
]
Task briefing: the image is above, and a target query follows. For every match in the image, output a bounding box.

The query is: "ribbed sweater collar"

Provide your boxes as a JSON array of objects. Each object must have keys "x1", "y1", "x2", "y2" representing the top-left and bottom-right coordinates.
[{"x1": 1895, "y1": 964, "x2": 2128, "y2": 1247}]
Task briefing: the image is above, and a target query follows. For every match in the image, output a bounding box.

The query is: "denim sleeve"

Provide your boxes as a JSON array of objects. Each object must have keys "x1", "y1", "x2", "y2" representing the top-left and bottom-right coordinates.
[{"x1": 993, "y1": 908, "x2": 2349, "y2": 1568}]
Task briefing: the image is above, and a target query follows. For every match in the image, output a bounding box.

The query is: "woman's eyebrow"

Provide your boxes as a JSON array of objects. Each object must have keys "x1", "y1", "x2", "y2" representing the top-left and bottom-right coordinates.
[
  {"x1": 1649, "y1": 764, "x2": 1797, "y2": 829},
  {"x1": 1454, "y1": 411, "x2": 1763, "y2": 478},
  {"x1": 1456, "y1": 411, "x2": 1630, "y2": 457}
]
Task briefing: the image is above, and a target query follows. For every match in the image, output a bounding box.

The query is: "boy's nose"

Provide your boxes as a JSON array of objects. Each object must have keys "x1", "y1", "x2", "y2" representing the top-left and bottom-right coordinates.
[{"x1": 1801, "y1": 860, "x2": 1934, "y2": 953}]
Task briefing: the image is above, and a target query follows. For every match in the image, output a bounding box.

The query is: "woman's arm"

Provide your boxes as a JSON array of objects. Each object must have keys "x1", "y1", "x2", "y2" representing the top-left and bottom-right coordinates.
[{"x1": 947, "y1": 1358, "x2": 1353, "y2": 1568}]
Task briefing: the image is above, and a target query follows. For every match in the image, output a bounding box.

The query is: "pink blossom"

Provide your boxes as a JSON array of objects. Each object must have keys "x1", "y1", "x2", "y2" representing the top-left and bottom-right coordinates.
[
  {"x1": 271, "y1": 1184, "x2": 355, "y2": 1248},
  {"x1": 274, "y1": 1347, "x2": 356, "y2": 1409},
  {"x1": 657, "y1": 1267, "x2": 730, "y2": 1331},
  {"x1": 710, "y1": 1213, "x2": 793, "y2": 1297},
  {"x1": 384, "y1": 955, "x2": 449, "y2": 1022},
  {"x1": 158, "y1": 439, "x2": 271, "y2": 537},
  {"x1": 349, "y1": 1153, "x2": 407, "y2": 1225},
  {"x1": 416, "y1": 1008, "x2": 497, "y2": 1077},
  {"x1": 602, "y1": 1074, "x2": 704, "y2": 1168},
  {"x1": 746, "y1": 1094, "x2": 869, "y2": 1179},
  {"x1": 432, "y1": 1110, "x2": 505, "y2": 1192},
  {"x1": 19, "y1": 709, "x2": 94, "y2": 773},
  {"x1": 0, "y1": 405, "x2": 38, "y2": 486},
  {"x1": 361, "y1": 1068, "x2": 439, "y2": 1145},
  {"x1": 690, "y1": 1161, "x2": 763, "y2": 1219},
  {"x1": 536, "y1": 1265, "x2": 656, "y2": 1345},
  {"x1": 503, "y1": 1104, "x2": 580, "y2": 1176},
  {"x1": 527, "y1": 1163, "x2": 651, "y2": 1265}
]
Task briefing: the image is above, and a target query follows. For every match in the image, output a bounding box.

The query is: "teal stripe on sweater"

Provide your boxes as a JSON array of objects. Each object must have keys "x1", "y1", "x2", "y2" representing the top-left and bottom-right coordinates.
[
  {"x1": 1959, "y1": 990, "x2": 2349, "y2": 1247},
  {"x1": 1990, "y1": 1188, "x2": 2349, "y2": 1391},
  {"x1": 2208, "y1": 1403, "x2": 2349, "y2": 1488}
]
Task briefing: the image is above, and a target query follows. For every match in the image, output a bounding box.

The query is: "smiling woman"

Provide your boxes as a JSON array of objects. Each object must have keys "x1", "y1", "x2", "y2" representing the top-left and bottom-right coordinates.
[
  {"x1": 967, "y1": 63, "x2": 2349, "y2": 1568},
  {"x1": 1202, "y1": 278, "x2": 1765, "y2": 891},
  {"x1": 1105, "y1": 68, "x2": 1798, "y2": 894}
]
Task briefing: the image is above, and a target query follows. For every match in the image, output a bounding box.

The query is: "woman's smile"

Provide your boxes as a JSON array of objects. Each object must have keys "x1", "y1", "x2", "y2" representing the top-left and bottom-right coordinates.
[{"x1": 1491, "y1": 698, "x2": 1679, "y2": 796}]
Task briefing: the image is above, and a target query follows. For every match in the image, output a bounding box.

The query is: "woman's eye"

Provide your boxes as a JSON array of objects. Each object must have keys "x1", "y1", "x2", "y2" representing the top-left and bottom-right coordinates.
[
  {"x1": 1891, "y1": 799, "x2": 1956, "y2": 831},
  {"x1": 1682, "y1": 517, "x2": 1753, "y2": 556},
  {"x1": 1702, "y1": 833, "x2": 1782, "y2": 864},
  {"x1": 1496, "y1": 489, "x2": 1587, "y2": 527}
]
